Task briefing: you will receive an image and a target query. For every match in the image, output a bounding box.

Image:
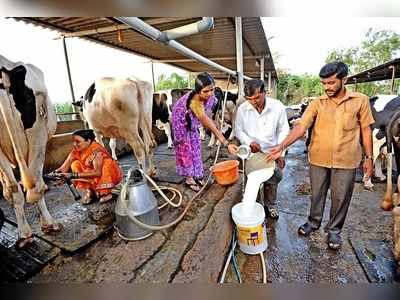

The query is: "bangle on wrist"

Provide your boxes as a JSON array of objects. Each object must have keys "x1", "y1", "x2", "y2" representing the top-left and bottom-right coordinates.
[{"x1": 223, "y1": 140, "x2": 229, "y2": 148}]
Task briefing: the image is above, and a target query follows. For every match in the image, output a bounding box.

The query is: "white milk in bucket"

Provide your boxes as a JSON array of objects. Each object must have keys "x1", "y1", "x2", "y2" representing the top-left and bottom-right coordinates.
[{"x1": 231, "y1": 202, "x2": 268, "y2": 255}]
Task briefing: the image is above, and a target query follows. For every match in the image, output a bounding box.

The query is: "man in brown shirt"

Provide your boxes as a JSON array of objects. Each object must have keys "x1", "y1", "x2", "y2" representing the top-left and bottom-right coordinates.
[{"x1": 266, "y1": 62, "x2": 374, "y2": 250}]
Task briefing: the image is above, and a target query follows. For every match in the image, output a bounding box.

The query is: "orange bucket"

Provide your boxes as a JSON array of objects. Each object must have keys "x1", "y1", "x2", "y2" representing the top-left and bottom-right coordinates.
[{"x1": 211, "y1": 160, "x2": 239, "y2": 186}]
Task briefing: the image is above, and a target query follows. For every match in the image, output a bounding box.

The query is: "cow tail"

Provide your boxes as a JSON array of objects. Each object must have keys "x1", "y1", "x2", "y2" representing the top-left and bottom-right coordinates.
[{"x1": 387, "y1": 110, "x2": 400, "y2": 153}]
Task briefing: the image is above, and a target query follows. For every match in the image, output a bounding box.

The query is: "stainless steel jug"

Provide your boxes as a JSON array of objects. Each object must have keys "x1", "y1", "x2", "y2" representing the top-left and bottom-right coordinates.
[{"x1": 115, "y1": 168, "x2": 160, "y2": 240}]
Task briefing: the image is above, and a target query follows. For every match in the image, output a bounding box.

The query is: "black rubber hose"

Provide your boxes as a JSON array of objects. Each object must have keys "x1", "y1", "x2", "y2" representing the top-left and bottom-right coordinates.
[{"x1": 0, "y1": 208, "x2": 4, "y2": 232}]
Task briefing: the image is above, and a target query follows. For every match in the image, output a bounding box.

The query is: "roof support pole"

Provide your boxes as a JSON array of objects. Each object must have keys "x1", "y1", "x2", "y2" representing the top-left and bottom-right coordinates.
[
  {"x1": 115, "y1": 17, "x2": 251, "y2": 80},
  {"x1": 390, "y1": 65, "x2": 396, "y2": 94},
  {"x1": 235, "y1": 17, "x2": 245, "y2": 99},
  {"x1": 62, "y1": 36, "x2": 76, "y2": 104},
  {"x1": 268, "y1": 71, "x2": 272, "y2": 96},
  {"x1": 260, "y1": 56, "x2": 265, "y2": 81},
  {"x1": 151, "y1": 60, "x2": 156, "y2": 92}
]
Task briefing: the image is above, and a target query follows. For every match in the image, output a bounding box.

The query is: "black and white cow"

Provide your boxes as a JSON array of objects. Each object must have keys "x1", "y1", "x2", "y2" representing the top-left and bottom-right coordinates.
[
  {"x1": 379, "y1": 105, "x2": 400, "y2": 205},
  {"x1": 0, "y1": 55, "x2": 62, "y2": 248},
  {"x1": 153, "y1": 92, "x2": 173, "y2": 148},
  {"x1": 207, "y1": 87, "x2": 238, "y2": 147},
  {"x1": 363, "y1": 95, "x2": 400, "y2": 190}
]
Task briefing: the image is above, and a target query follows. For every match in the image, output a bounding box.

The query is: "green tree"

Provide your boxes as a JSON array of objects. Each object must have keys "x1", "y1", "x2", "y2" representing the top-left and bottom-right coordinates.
[
  {"x1": 326, "y1": 29, "x2": 400, "y2": 96},
  {"x1": 54, "y1": 102, "x2": 74, "y2": 121},
  {"x1": 155, "y1": 72, "x2": 193, "y2": 91},
  {"x1": 277, "y1": 70, "x2": 323, "y2": 106}
]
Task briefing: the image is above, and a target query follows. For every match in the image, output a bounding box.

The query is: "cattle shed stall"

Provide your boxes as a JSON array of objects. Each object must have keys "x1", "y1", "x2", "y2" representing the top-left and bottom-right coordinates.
[
  {"x1": 346, "y1": 57, "x2": 400, "y2": 94},
  {"x1": 0, "y1": 17, "x2": 281, "y2": 283},
  {"x1": 13, "y1": 17, "x2": 277, "y2": 170}
]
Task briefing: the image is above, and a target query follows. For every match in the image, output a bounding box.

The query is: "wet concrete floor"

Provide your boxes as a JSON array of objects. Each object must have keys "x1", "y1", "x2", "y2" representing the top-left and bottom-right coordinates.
[
  {"x1": 225, "y1": 140, "x2": 399, "y2": 283},
  {"x1": 3, "y1": 138, "x2": 398, "y2": 283}
]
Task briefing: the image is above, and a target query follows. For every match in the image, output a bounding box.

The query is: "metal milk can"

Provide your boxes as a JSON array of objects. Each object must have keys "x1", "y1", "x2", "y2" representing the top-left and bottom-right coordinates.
[{"x1": 115, "y1": 168, "x2": 160, "y2": 240}]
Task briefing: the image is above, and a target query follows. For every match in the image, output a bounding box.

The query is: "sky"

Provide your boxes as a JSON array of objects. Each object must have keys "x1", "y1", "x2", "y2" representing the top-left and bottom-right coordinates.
[
  {"x1": 0, "y1": 17, "x2": 400, "y2": 103},
  {"x1": 0, "y1": 17, "x2": 188, "y2": 103},
  {"x1": 262, "y1": 17, "x2": 400, "y2": 75}
]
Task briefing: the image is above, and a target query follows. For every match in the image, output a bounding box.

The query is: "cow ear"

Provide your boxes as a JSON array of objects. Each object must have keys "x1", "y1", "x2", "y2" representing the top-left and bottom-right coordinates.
[{"x1": 369, "y1": 96, "x2": 378, "y2": 105}]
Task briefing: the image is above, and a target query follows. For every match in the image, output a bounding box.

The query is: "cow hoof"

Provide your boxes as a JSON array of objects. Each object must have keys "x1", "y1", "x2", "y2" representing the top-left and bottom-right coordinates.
[
  {"x1": 26, "y1": 189, "x2": 42, "y2": 204},
  {"x1": 381, "y1": 199, "x2": 394, "y2": 211},
  {"x1": 15, "y1": 234, "x2": 34, "y2": 249},
  {"x1": 42, "y1": 223, "x2": 63, "y2": 234}
]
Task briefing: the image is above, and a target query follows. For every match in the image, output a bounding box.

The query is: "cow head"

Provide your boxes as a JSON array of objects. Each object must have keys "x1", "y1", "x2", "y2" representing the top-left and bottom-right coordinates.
[
  {"x1": 71, "y1": 97, "x2": 86, "y2": 124},
  {"x1": 74, "y1": 82, "x2": 96, "y2": 117},
  {"x1": 72, "y1": 97, "x2": 84, "y2": 111},
  {"x1": 214, "y1": 87, "x2": 224, "y2": 102}
]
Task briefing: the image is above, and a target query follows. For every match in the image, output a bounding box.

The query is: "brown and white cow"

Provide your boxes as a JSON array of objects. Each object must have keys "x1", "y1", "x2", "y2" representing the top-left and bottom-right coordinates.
[
  {"x1": 77, "y1": 77, "x2": 156, "y2": 175},
  {"x1": 0, "y1": 55, "x2": 62, "y2": 248}
]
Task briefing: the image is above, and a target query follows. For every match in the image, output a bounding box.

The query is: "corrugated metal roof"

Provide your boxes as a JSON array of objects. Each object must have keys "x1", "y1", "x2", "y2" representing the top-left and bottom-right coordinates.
[
  {"x1": 13, "y1": 17, "x2": 276, "y2": 80},
  {"x1": 346, "y1": 58, "x2": 400, "y2": 84}
]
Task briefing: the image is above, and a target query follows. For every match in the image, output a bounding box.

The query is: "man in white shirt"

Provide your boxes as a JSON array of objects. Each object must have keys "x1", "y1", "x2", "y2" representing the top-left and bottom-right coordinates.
[{"x1": 235, "y1": 79, "x2": 290, "y2": 219}]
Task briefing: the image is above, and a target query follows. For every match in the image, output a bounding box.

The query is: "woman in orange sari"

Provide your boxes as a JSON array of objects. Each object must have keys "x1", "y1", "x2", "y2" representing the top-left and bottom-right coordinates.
[{"x1": 55, "y1": 129, "x2": 123, "y2": 204}]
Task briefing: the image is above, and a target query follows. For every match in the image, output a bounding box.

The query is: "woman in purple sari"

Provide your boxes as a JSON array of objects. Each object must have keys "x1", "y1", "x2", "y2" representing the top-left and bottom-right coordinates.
[{"x1": 171, "y1": 73, "x2": 238, "y2": 191}]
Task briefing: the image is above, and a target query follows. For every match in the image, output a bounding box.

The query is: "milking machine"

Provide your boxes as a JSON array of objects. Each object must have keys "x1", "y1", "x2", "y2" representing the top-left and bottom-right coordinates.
[
  {"x1": 43, "y1": 172, "x2": 82, "y2": 201},
  {"x1": 115, "y1": 168, "x2": 160, "y2": 240}
]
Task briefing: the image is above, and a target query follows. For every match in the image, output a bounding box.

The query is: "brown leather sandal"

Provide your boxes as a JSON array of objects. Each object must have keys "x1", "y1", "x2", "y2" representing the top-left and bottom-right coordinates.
[
  {"x1": 15, "y1": 234, "x2": 34, "y2": 249},
  {"x1": 41, "y1": 223, "x2": 63, "y2": 234}
]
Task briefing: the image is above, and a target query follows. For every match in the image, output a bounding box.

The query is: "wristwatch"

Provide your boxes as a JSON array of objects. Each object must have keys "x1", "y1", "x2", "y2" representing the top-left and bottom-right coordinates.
[
  {"x1": 223, "y1": 140, "x2": 229, "y2": 148},
  {"x1": 364, "y1": 155, "x2": 373, "y2": 160}
]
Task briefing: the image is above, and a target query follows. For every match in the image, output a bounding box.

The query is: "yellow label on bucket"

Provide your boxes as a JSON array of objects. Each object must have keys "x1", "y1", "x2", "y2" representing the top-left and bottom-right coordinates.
[{"x1": 237, "y1": 224, "x2": 264, "y2": 246}]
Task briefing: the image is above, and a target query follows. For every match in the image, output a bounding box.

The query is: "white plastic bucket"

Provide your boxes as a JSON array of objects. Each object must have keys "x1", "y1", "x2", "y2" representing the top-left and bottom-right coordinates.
[{"x1": 231, "y1": 202, "x2": 268, "y2": 255}]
